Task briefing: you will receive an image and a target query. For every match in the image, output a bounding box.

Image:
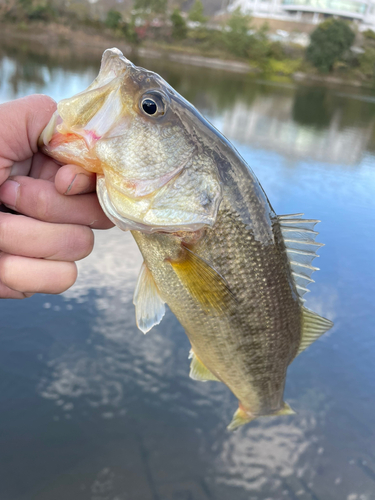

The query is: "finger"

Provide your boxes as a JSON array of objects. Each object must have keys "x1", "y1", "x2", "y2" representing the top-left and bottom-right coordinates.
[
  {"x1": 0, "y1": 253, "x2": 77, "y2": 294},
  {"x1": 0, "y1": 176, "x2": 113, "y2": 229},
  {"x1": 0, "y1": 213, "x2": 94, "y2": 261},
  {"x1": 0, "y1": 280, "x2": 33, "y2": 299},
  {"x1": 0, "y1": 95, "x2": 56, "y2": 184},
  {"x1": 9, "y1": 152, "x2": 59, "y2": 182},
  {"x1": 55, "y1": 164, "x2": 97, "y2": 195},
  {"x1": 29, "y1": 152, "x2": 60, "y2": 181}
]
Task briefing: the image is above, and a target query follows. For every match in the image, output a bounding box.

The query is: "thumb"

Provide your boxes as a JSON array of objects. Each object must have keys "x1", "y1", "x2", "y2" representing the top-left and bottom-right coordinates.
[{"x1": 0, "y1": 95, "x2": 56, "y2": 186}]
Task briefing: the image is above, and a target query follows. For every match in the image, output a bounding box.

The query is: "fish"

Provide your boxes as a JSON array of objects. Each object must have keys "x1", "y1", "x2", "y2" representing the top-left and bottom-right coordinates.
[{"x1": 39, "y1": 48, "x2": 333, "y2": 430}]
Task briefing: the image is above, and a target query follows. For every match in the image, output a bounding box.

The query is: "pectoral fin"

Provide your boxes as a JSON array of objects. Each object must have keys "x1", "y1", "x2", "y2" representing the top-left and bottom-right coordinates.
[
  {"x1": 133, "y1": 262, "x2": 165, "y2": 334},
  {"x1": 168, "y1": 247, "x2": 236, "y2": 314},
  {"x1": 188, "y1": 350, "x2": 220, "y2": 382}
]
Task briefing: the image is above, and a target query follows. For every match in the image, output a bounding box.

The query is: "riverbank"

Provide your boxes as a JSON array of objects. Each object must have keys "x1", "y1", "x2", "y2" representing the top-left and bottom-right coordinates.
[
  {"x1": 0, "y1": 21, "x2": 259, "y2": 73},
  {"x1": 0, "y1": 21, "x2": 373, "y2": 88}
]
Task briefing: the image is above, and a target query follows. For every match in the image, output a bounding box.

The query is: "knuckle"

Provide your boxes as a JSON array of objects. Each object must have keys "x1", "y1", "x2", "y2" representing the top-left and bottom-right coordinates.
[
  {"x1": 78, "y1": 227, "x2": 94, "y2": 258},
  {"x1": 60, "y1": 262, "x2": 77, "y2": 292},
  {"x1": 66, "y1": 226, "x2": 94, "y2": 260},
  {"x1": 36, "y1": 187, "x2": 54, "y2": 221},
  {"x1": 0, "y1": 214, "x2": 12, "y2": 244},
  {"x1": 0, "y1": 254, "x2": 15, "y2": 288}
]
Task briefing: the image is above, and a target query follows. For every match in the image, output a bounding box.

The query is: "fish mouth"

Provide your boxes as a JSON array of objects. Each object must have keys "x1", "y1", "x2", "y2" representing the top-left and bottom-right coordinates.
[{"x1": 38, "y1": 48, "x2": 133, "y2": 170}]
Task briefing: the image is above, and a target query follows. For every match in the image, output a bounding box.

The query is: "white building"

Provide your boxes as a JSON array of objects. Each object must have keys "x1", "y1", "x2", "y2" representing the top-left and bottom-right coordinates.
[{"x1": 228, "y1": 0, "x2": 375, "y2": 29}]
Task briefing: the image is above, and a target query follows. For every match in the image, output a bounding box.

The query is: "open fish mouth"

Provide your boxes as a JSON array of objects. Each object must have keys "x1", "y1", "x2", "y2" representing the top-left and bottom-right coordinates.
[{"x1": 39, "y1": 48, "x2": 133, "y2": 169}]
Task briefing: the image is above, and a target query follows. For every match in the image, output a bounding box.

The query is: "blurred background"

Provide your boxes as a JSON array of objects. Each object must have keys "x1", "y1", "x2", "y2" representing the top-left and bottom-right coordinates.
[{"x1": 1, "y1": 4, "x2": 375, "y2": 499}]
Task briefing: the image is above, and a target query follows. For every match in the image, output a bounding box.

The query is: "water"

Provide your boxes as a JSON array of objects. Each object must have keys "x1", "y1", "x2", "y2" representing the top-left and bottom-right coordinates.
[{"x1": 1, "y1": 40, "x2": 375, "y2": 500}]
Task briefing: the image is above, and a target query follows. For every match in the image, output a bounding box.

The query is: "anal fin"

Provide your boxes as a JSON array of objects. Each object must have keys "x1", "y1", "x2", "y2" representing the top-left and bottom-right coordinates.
[
  {"x1": 133, "y1": 262, "x2": 165, "y2": 334},
  {"x1": 227, "y1": 406, "x2": 254, "y2": 431},
  {"x1": 168, "y1": 246, "x2": 236, "y2": 315},
  {"x1": 188, "y1": 350, "x2": 220, "y2": 382}
]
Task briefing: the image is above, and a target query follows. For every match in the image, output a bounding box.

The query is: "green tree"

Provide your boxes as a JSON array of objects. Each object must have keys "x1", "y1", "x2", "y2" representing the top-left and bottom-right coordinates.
[
  {"x1": 224, "y1": 8, "x2": 252, "y2": 58},
  {"x1": 171, "y1": 8, "x2": 187, "y2": 40},
  {"x1": 188, "y1": 0, "x2": 207, "y2": 23},
  {"x1": 133, "y1": 0, "x2": 167, "y2": 15},
  {"x1": 363, "y1": 29, "x2": 375, "y2": 40},
  {"x1": 105, "y1": 9, "x2": 122, "y2": 29},
  {"x1": 358, "y1": 47, "x2": 375, "y2": 77},
  {"x1": 306, "y1": 19, "x2": 355, "y2": 73},
  {"x1": 122, "y1": 16, "x2": 139, "y2": 44}
]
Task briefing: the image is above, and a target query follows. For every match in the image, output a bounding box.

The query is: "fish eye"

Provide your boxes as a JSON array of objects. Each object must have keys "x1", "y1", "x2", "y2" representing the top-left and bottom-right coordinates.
[
  {"x1": 140, "y1": 92, "x2": 167, "y2": 118},
  {"x1": 142, "y1": 98, "x2": 157, "y2": 115}
]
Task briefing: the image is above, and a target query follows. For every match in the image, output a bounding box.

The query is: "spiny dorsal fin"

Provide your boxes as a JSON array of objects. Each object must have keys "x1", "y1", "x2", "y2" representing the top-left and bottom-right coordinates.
[
  {"x1": 133, "y1": 262, "x2": 165, "y2": 334},
  {"x1": 297, "y1": 306, "x2": 333, "y2": 356},
  {"x1": 278, "y1": 213, "x2": 323, "y2": 299},
  {"x1": 188, "y1": 350, "x2": 220, "y2": 382},
  {"x1": 168, "y1": 246, "x2": 236, "y2": 315}
]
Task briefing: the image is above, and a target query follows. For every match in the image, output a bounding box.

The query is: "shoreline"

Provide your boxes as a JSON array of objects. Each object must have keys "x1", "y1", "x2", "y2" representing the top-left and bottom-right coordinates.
[
  {"x1": 0, "y1": 22, "x2": 257, "y2": 74},
  {"x1": 0, "y1": 22, "x2": 373, "y2": 89}
]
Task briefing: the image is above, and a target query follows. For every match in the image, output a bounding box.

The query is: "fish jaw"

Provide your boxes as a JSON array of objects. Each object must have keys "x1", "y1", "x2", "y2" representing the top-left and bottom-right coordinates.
[{"x1": 39, "y1": 50, "x2": 134, "y2": 173}]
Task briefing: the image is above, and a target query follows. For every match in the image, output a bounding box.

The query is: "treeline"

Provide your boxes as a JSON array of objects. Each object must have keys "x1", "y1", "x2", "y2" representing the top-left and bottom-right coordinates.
[{"x1": 1, "y1": 0, "x2": 375, "y2": 81}]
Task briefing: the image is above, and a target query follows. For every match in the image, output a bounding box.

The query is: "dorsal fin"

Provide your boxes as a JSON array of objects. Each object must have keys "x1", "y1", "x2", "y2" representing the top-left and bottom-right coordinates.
[
  {"x1": 278, "y1": 213, "x2": 323, "y2": 299},
  {"x1": 297, "y1": 306, "x2": 333, "y2": 356}
]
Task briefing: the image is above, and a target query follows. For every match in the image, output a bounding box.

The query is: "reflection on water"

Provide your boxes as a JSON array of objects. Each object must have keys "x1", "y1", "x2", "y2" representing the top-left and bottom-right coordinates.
[
  {"x1": 1, "y1": 40, "x2": 375, "y2": 500},
  {"x1": 220, "y1": 91, "x2": 374, "y2": 164}
]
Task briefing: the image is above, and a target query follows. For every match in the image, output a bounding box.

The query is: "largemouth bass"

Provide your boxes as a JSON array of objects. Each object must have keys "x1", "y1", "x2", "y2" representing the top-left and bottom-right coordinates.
[{"x1": 40, "y1": 48, "x2": 333, "y2": 430}]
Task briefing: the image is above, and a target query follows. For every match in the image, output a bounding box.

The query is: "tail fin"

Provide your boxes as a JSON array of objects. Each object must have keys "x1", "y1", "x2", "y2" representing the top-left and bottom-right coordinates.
[{"x1": 227, "y1": 402, "x2": 295, "y2": 431}]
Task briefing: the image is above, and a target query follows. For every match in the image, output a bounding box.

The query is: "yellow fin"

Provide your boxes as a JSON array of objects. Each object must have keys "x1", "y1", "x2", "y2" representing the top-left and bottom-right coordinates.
[
  {"x1": 133, "y1": 262, "x2": 165, "y2": 334},
  {"x1": 188, "y1": 350, "x2": 220, "y2": 382},
  {"x1": 273, "y1": 402, "x2": 296, "y2": 416},
  {"x1": 297, "y1": 306, "x2": 333, "y2": 356},
  {"x1": 227, "y1": 406, "x2": 254, "y2": 431},
  {"x1": 227, "y1": 402, "x2": 295, "y2": 431},
  {"x1": 169, "y1": 247, "x2": 236, "y2": 314}
]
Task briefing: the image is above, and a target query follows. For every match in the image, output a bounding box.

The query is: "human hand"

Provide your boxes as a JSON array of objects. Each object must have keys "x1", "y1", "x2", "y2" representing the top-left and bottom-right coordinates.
[{"x1": 0, "y1": 94, "x2": 113, "y2": 299}]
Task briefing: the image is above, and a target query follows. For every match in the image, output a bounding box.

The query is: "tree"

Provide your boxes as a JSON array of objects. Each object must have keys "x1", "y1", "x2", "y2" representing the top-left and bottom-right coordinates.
[
  {"x1": 133, "y1": 0, "x2": 167, "y2": 15},
  {"x1": 105, "y1": 9, "x2": 122, "y2": 29},
  {"x1": 188, "y1": 0, "x2": 207, "y2": 23},
  {"x1": 171, "y1": 8, "x2": 187, "y2": 40},
  {"x1": 306, "y1": 19, "x2": 355, "y2": 73},
  {"x1": 224, "y1": 8, "x2": 252, "y2": 58},
  {"x1": 358, "y1": 48, "x2": 375, "y2": 77}
]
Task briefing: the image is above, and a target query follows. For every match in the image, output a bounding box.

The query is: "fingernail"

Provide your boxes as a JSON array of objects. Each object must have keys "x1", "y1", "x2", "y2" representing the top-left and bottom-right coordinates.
[
  {"x1": 0, "y1": 179, "x2": 20, "y2": 210},
  {"x1": 65, "y1": 173, "x2": 91, "y2": 195}
]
